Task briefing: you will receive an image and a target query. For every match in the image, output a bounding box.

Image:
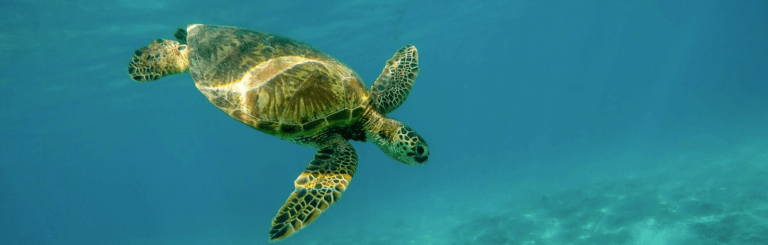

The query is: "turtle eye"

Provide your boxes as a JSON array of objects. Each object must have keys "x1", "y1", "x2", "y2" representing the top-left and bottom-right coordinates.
[{"x1": 416, "y1": 145, "x2": 424, "y2": 155}]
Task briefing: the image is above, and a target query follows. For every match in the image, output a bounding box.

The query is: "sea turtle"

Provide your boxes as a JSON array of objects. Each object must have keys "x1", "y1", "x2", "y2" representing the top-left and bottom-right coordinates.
[{"x1": 127, "y1": 24, "x2": 429, "y2": 241}]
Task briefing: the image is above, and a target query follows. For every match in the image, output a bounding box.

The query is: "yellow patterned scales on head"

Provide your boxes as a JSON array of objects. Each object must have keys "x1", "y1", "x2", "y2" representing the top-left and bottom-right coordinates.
[{"x1": 127, "y1": 24, "x2": 429, "y2": 241}]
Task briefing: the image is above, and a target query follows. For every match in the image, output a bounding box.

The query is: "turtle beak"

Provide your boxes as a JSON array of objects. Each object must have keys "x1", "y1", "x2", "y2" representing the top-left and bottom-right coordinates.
[{"x1": 414, "y1": 155, "x2": 428, "y2": 164}]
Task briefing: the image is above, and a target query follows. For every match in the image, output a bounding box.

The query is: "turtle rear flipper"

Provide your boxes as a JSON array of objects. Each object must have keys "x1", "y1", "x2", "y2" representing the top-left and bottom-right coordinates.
[
  {"x1": 371, "y1": 45, "x2": 419, "y2": 115},
  {"x1": 269, "y1": 134, "x2": 358, "y2": 241},
  {"x1": 128, "y1": 38, "x2": 190, "y2": 82}
]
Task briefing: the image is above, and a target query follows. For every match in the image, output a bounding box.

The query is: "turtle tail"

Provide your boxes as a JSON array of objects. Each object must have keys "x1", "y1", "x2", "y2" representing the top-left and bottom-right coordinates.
[{"x1": 127, "y1": 38, "x2": 190, "y2": 82}]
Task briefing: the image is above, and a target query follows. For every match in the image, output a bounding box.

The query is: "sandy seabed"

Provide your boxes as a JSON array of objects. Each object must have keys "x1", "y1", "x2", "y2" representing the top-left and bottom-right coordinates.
[{"x1": 292, "y1": 141, "x2": 768, "y2": 245}]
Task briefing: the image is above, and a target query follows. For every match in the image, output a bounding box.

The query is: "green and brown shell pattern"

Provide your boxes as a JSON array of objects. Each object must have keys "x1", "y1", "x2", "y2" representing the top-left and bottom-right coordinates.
[{"x1": 185, "y1": 25, "x2": 371, "y2": 147}]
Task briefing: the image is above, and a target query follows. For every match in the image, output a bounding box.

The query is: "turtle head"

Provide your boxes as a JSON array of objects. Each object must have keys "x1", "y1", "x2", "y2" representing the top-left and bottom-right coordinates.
[
  {"x1": 128, "y1": 38, "x2": 190, "y2": 82},
  {"x1": 367, "y1": 118, "x2": 429, "y2": 165}
]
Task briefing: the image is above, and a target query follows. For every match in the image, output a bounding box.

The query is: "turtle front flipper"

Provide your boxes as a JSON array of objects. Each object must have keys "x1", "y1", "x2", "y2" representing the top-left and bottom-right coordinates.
[
  {"x1": 269, "y1": 134, "x2": 358, "y2": 241},
  {"x1": 371, "y1": 44, "x2": 419, "y2": 115},
  {"x1": 127, "y1": 38, "x2": 190, "y2": 82}
]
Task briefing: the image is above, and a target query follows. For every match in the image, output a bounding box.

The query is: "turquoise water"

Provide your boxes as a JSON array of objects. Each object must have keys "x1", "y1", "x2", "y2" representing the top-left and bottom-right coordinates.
[{"x1": 2, "y1": 1, "x2": 768, "y2": 244}]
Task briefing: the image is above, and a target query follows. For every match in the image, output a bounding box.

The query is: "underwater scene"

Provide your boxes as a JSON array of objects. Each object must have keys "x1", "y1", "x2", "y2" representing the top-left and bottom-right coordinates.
[{"x1": 2, "y1": 0, "x2": 767, "y2": 244}]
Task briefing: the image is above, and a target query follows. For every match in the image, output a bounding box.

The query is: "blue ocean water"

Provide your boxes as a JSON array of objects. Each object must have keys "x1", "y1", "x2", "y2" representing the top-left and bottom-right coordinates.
[{"x1": 2, "y1": 0, "x2": 768, "y2": 244}]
